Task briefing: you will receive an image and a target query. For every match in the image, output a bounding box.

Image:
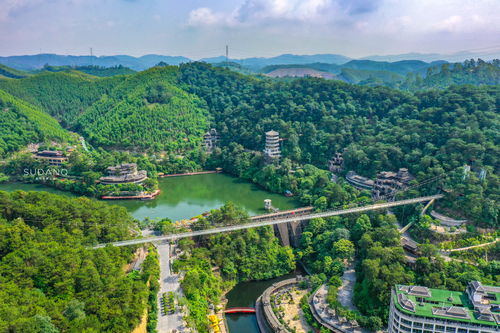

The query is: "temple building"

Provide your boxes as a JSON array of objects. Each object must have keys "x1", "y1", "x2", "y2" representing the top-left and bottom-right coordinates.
[
  {"x1": 264, "y1": 130, "x2": 281, "y2": 160},
  {"x1": 99, "y1": 163, "x2": 147, "y2": 185},
  {"x1": 33, "y1": 150, "x2": 69, "y2": 166},
  {"x1": 372, "y1": 168, "x2": 414, "y2": 200},
  {"x1": 202, "y1": 128, "x2": 220, "y2": 153},
  {"x1": 388, "y1": 282, "x2": 500, "y2": 333}
]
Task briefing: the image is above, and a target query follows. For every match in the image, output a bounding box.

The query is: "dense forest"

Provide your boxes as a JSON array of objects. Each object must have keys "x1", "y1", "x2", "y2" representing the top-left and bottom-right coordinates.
[
  {"x1": 0, "y1": 90, "x2": 71, "y2": 156},
  {"x1": 178, "y1": 63, "x2": 498, "y2": 227},
  {"x1": 0, "y1": 72, "x2": 122, "y2": 127},
  {"x1": 400, "y1": 59, "x2": 500, "y2": 90},
  {"x1": 76, "y1": 67, "x2": 209, "y2": 151},
  {"x1": 37, "y1": 64, "x2": 136, "y2": 77},
  {"x1": 0, "y1": 191, "x2": 154, "y2": 332}
]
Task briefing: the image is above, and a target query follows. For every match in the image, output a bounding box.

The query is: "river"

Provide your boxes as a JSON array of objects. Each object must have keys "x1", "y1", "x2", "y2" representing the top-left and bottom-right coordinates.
[{"x1": 225, "y1": 266, "x2": 307, "y2": 333}]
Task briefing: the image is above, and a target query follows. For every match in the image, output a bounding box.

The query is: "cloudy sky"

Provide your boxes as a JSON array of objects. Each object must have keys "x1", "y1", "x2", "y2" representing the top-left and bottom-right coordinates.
[{"x1": 1, "y1": 0, "x2": 499, "y2": 58}]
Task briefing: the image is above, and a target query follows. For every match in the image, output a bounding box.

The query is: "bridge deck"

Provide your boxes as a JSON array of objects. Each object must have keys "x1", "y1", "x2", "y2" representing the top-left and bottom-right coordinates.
[
  {"x1": 224, "y1": 307, "x2": 256, "y2": 314},
  {"x1": 93, "y1": 195, "x2": 443, "y2": 248}
]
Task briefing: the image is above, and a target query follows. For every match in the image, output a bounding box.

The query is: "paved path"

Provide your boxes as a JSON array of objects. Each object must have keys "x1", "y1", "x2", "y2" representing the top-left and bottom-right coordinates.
[
  {"x1": 156, "y1": 242, "x2": 185, "y2": 333},
  {"x1": 443, "y1": 238, "x2": 499, "y2": 252},
  {"x1": 337, "y1": 266, "x2": 357, "y2": 311}
]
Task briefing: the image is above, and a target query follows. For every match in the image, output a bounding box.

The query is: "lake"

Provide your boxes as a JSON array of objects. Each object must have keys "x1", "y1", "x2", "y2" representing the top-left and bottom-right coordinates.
[{"x1": 0, "y1": 173, "x2": 300, "y2": 221}]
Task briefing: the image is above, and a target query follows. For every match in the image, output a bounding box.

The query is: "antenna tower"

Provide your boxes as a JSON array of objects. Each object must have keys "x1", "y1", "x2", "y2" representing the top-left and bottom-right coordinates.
[{"x1": 225, "y1": 45, "x2": 229, "y2": 67}]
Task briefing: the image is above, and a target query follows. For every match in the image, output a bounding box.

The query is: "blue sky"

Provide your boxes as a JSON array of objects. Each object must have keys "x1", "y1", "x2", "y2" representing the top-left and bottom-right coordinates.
[{"x1": 1, "y1": 0, "x2": 499, "y2": 58}]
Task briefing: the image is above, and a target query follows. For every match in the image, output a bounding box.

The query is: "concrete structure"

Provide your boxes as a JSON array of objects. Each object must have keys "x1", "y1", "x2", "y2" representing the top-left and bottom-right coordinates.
[
  {"x1": 99, "y1": 163, "x2": 147, "y2": 185},
  {"x1": 264, "y1": 130, "x2": 281, "y2": 160},
  {"x1": 257, "y1": 278, "x2": 304, "y2": 333},
  {"x1": 372, "y1": 168, "x2": 414, "y2": 200},
  {"x1": 329, "y1": 152, "x2": 344, "y2": 173},
  {"x1": 93, "y1": 194, "x2": 443, "y2": 248},
  {"x1": 388, "y1": 282, "x2": 500, "y2": 333},
  {"x1": 346, "y1": 171, "x2": 374, "y2": 190},
  {"x1": 309, "y1": 284, "x2": 361, "y2": 333},
  {"x1": 33, "y1": 150, "x2": 68, "y2": 166},
  {"x1": 264, "y1": 199, "x2": 273, "y2": 210},
  {"x1": 202, "y1": 128, "x2": 220, "y2": 153},
  {"x1": 430, "y1": 211, "x2": 468, "y2": 227}
]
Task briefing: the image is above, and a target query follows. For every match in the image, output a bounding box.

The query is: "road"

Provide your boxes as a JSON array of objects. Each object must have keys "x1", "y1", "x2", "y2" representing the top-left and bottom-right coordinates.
[
  {"x1": 94, "y1": 195, "x2": 443, "y2": 248},
  {"x1": 156, "y1": 242, "x2": 185, "y2": 333}
]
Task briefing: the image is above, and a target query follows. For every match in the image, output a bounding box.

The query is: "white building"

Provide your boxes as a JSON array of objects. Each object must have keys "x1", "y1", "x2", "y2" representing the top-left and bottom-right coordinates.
[
  {"x1": 264, "y1": 130, "x2": 281, "y2": 160},
  {"x1": 388, "y1": 282, "x2": 500, "y2": 333}
]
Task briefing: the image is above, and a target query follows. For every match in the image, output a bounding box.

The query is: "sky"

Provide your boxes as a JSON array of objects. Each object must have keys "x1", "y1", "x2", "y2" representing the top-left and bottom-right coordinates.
[{"x1": 1, "y1": 0, "x2": 500, "y2": 58}]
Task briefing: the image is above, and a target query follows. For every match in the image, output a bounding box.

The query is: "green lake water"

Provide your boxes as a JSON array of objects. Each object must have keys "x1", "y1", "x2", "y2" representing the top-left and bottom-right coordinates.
[{"x1": 0, "y1": 173, "x2": 300, "y2": 221}]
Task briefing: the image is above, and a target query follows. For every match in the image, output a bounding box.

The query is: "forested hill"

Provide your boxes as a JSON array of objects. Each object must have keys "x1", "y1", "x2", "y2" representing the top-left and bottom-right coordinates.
[
  {"x1": 0, "y1": 64, "x2": 29, "y2": 79},
  {"x1": 0, "y1": 71, "x2": 124, "y2": 127},
  {"x1": 0, "y1": 89, "x2": 71, "y2": 156},
  {"x1": 36, "y1": 64, "x2": 136, "y2": 77},
  {"x1": 401, "y1": 59, "x2": 500, "y2": 90},
  {"x1": 75, "y1": 66, "x2": 209, "y2": 151},
  {"x1": 178, "y1": 63, "x2": 499, "y2": 226},
  {"x1": 0, "y1": 191, "x2": 155, "y2": 332}
]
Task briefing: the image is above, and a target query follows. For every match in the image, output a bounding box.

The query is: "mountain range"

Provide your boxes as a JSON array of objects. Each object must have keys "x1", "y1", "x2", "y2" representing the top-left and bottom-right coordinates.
[{"x1": 1, "y1": 49, "x2": 499, "y2": 71}]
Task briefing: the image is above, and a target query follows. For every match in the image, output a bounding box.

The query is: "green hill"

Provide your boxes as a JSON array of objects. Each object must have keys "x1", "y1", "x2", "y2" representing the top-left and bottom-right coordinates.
[
  {"x1": 0, "y1": 72, "x2": 124, "y2": 127},
  {"x1": 36, "y1": 64, "x2": 136, "y2": 77},
  {"x1": 0, "y1": 64, "x2": 29, "y2": 79},
  {"x1": 0, "y1": 90, "x2": 71, "y2": 156},
  {"x1": 339, "y1": 68, "x2": 404, "y2": 85},
  {"x1": 402, "y1": 59, "x2": 500, "y2": 90},
  {"x1": 75, "y1": 66, "x2": 208, "y2": 151}
]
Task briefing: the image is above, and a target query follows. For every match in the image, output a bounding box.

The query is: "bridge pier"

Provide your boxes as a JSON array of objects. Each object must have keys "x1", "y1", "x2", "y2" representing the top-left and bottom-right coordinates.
[{"x1": 274, "y1": 220, "x2": 305, "y2": 248}]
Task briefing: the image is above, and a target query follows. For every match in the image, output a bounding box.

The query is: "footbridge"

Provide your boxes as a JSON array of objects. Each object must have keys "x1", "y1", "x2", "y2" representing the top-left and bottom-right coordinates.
[
  {"x1": 224, "y1": 307, "x2": 256, "y2": 314},
  {"x1": 93, "y1": 194, "x2": 443, "y2": 249}
]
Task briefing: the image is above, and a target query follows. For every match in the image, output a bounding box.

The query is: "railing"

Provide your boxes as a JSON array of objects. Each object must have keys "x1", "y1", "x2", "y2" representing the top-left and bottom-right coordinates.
[{"x1": 224, "y1": 307, "x2": 256, "y2": 314}]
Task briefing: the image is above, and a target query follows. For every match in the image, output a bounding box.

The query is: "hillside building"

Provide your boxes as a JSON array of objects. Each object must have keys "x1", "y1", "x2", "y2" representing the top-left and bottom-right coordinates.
[
  {"x1": 99, "y1": 163, "x2": 147, "y2": 185},
  {"x1": 202, "y1": 128, "x2": 220, "y2": 153},
  {"x1": 33, "y1": 150, "x2": 69, "y2": 166},
  {"x1": 345, "y1": 171, "x2": 374, "y2": 190},
  {"x1": 388, "y1": 282, "x2": 500, "y2": 333},
  {"x1": 264, "y1": 130, "x2": 281, "y2": 160},
  {"x1": 372, "y1": 168, "x2": 414, "y2": 200}
]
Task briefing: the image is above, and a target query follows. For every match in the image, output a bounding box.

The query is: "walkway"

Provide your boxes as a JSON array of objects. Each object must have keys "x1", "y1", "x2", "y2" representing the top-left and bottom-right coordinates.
[
  {"x1": 442, "y1": 238, "x2": 499, "y2": 253},
  {"x1": 337, "y1": 265, "x2": 357, "y2": 311},
  {"x1": 94, "y1": 195, "x2": 443, "y2": 248},
  {"x1": 430, "y1": 210, "x2": 467, "y2": 226},
  {"x1": 156, "y1": 242, "x2": 185, "y2": 333}
]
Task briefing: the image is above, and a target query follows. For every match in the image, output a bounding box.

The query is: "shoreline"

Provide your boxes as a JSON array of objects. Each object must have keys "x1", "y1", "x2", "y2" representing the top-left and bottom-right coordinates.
[
  {"x1": 101, "y1": 189, "x2": 161, "y2": 200},
  {"x1": 159, "y1": 169, "x2": 222, "y2": 178}
]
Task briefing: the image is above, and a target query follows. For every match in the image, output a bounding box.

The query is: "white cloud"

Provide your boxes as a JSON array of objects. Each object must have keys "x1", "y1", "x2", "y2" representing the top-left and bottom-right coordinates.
[
  {"x1": 432, "y1": 15, "x2": 463, "y2": 32},
  {"x1": 187, "y1": 7, "x2": 221, "y2": 26},
  {"x1": 187, "y1": 0, "x2": 345, "y2": 27}
]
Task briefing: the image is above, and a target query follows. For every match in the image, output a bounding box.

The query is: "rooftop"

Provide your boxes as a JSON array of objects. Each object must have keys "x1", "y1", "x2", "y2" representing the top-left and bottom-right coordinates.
[{"x1": 394, "y1": 283, "x2": 500, "y2": 327}]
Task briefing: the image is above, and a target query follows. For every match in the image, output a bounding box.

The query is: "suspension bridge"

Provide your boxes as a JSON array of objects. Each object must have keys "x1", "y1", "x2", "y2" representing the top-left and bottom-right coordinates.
[{"x1": 93, "y1": 194, "x2": 443, "y2": 248}]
